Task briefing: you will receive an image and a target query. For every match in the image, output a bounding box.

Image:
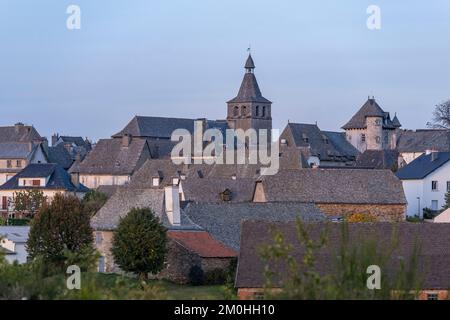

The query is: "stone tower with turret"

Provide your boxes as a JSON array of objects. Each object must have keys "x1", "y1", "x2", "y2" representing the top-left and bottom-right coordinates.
[
  {"x1": 342, "y1": 97, "x2": 401, "y2": 153},
  {"x1": 226, "y1": 54, "x2": 272, "y2": 137}
]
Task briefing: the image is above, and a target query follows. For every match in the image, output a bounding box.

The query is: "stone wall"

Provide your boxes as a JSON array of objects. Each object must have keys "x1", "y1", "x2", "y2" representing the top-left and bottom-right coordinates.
[{"x1": 316, "y1": 203, "x2": 406, "y2": 222}]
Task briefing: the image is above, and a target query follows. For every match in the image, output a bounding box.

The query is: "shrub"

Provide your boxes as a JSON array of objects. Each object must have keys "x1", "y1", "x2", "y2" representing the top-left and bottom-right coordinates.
[
  {"x1": 112, "y1": 207, "x2": 167, "y2": 280},
  {"x1": 204, "y1": 268, "x2": 228, "y2": 285}
]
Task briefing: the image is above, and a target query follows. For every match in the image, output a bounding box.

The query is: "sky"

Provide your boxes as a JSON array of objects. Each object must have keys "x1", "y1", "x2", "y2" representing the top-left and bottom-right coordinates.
[{"x1": 0, "y1": 0, "x2": 450, "y2": 141}]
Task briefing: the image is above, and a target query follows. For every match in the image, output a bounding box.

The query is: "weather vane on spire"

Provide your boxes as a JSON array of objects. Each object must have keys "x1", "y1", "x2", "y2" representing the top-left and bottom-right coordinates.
[{"x1": 247, "y1": 44, "x2": 251, "y2": 54}]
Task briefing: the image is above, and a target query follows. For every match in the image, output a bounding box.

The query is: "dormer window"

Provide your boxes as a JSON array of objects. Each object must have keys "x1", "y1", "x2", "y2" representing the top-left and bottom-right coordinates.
[
  {"x1": 262, "y1": 106, "x2": 266, "y2": 117},
  {"x1": 6, "y1": 160, "x2": 12, "y2": 168},
  {"x1": 256, "y1": 106, "x2": 260, "y2": 117},
  {"x1": 172, "y1": 177, "x2": 180, "y2": 186},
  {"x1": 322, "y1": 135, "x2": 329, "y2": 144},
  {"x1": 16, "y1": 160, "x2": 22, "y2": 168},
  {"x1": 302, "y1": 133, "x2": 309, "y2": 143},
  {"x1": 152, "y1": 177, "x2": 160, "y2": 187}
]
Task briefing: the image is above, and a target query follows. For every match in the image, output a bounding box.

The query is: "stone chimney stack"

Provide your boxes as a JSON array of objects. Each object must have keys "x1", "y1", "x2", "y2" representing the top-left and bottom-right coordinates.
[
  {"x1": 52, "y1": 133, "x2": 59, "y2": 146},
  {"x1": 122, "y1": 134, "x2": 132, "y2": 147},
  {"x1": 165, "y1": 186, "x2": 181, "y2": 226},
  {"x1": 15, "y1": 122, "x2": 24, "y2": 133}
]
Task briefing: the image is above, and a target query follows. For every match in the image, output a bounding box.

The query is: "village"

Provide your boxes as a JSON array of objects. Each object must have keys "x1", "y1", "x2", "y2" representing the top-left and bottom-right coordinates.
[{"x1": 1, "y1": 53, "x2": 450, "y2": 300}]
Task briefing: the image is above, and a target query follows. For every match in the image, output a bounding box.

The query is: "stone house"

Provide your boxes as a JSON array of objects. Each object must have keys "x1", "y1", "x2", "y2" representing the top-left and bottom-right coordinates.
[
  {"x1": 0, "y1": 163, "x2": 88, "y2": 218},
  {"x1": 396, "y1": 151, "x2": 450, "y2": 217},
  {"x1": 253, "y1": 168, "x2": 407, "y2": 221},
  {"x1": 0, "y1": 123, "x2": 48, "y2": 185},
  {"x1": 69, "y1": 136, "x2": 151, "y2": 188},
  {"x1": 90, "y1": 185, "x2": 237, "y2": 283},
  {"x1": 236, "y1": 221, "x2": 450, "y2": 300}
]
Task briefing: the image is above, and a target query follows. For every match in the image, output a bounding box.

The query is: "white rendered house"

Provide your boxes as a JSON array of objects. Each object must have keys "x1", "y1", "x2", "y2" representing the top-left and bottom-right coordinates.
[{"x1": 397, "y1": 151, "x2": 450, "y2": 218}]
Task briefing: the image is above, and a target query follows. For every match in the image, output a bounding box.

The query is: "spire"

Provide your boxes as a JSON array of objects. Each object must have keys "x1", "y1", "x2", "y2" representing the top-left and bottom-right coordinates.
[
  {"x1": 392, "y1": 113, "x2": 402, "y2": 128},
  {"x1": 245, "y1": 54, "x2": 255, "y2": 73},
  {"x1": 227, "y1": 54, "x2": 271, "y2": 104}
]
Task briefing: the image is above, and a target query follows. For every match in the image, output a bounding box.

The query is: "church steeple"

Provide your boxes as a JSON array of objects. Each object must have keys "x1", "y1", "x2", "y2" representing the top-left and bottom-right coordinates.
[{"x1": 226, "y1": 53, "x2": 272, "y2": 134}]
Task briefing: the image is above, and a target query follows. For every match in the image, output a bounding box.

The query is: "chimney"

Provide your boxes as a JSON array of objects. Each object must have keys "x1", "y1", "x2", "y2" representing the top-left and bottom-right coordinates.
[
  {"x1": 431, "y1": 152, "x2": 439, "y2": 161},
  {"x1": 425, "y1": 149, "x2": 434, "y2": 155},
  {"x1": 122, "y1": 134, "x2": 132, "y2": 147},
  {"x1": 14, "y1": 122, "x2": 24, "y2": 133},
  {"x1": 71, "y1": 173, "x2": 80, "y2": 188},
  {"x1": 52, "y1": 133, "x2": 59, "y2": 146},
  {"x1": 165, "y1": 186, "x2": 181, "y2": 226}
]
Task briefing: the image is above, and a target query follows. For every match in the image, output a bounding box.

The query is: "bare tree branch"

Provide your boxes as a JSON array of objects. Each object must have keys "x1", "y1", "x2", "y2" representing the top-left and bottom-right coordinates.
[{"x1": 428, "y1": 100, "x2": 450, "y2": 129}]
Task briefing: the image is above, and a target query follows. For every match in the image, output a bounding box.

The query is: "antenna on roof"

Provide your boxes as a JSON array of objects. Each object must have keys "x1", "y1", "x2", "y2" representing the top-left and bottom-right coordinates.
[{"x1": 247, "y1": 44, "x2": 251, "y2": 54}]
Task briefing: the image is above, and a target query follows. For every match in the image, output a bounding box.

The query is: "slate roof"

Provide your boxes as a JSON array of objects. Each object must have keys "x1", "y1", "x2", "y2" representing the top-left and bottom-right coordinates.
[
  {"x1": 112, "y1": 116, "x2": 229, "y2": 139},
  {"x1": 355, "y1": 149, "x2": 399, "y2": 170},
  {"x1": 181, "y1": 177, "x2": 256, "y2": 203},
  {"x1": 342, "y1": 98, "x2": 397, "y2": 130},
  {"x1": 392, "y1": 114, "x2": 402, "y2": 128},
  {"x1": 90, "y1": 187, "x2": 200, "y2": 231},
  {"x1": 227, "y1": 55, "x2": 271, "y2": 104},
  {"x1": 0, "y1": 163, "x2": 88, "y2": 192},
  {"x1": 396, "y1": 151, "x2": 450, "y2": 180},
  {"x1": 0, "y1": 124, "x2": 42, "y2": 143},
  {"x1": 236, "y1": 221, "x2": 450, "y2": 290},
  {"x1": 70, "y1": 138, "x2": 150, "y2": 175},
  {"x1": 183, "y1": 202, "x2": 326, "y2": 251},
  {"x1": 0, "y1": 226, "x2": 30, "y2": 243},
  {"x1": 0, "y1": 142, "x2": 35, "y2": 159},
  {"x1": 46, "y1": 145, "x2": 74, "y2": 169},
  {"x1": 283, "y1": 123, "x2": 359, "y2": 162},
  {"x1": 396, "y1": 129, "x2": 450, "y2": 153},
  {"x1": 58, "y1": 136, "x2": 89, "y2": 148},
  {"x1": 168, "y1": 230, "x2": 237, "y2": 258},
  {"x1": 259, "y1": 169, "x2": 406, "y2": 204}
]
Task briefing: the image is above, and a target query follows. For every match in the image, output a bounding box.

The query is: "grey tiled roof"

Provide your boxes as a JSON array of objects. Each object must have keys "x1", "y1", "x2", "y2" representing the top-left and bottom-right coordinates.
[
  {"x1": 47, "y1": 145, "x2": 74, "y2": 169},
  {"x1": 259, "y1": 168, "x2": 406, "y2": 204},
  {"x1": 183, "y1": 202, "x2": 326, "y2": 251},
  {"x1": 342, "y1": 98, "x2": 397, "y2": 130},
  {"x1": 0, "y1": 142, "x2": 35, "y2": 159},
  {"x1": 236, "y1": 221, "x2": 450, "y2": 290},
  {"x1": 396, "y1": 151, "x2": 450, "y2": 180},
  {"x1": 284, "y1": 123, "x2": 359, "y2": 161},
  {"x1": 70, "y1": 138, "x2": 150, "y2": 175},
  {"x1": 181, "y1": 177, "x2": 256, "y2": 203},
  {"x1": 0, "y1": 163, "x2": 88, "y2": 192},
  {"x1": 58, "y1": 136, "x2": 89, "y2": 148},
  {"x1": 91, "y1": 187, "x2": 201, "y2": 231},
  {"x1": 112, "y1": 116, "x2": 229, "y2": 139},
  {"x1": 396, "y1": 129, "x2": 450, "y2": 153},
  {"x1": 355, "y1": 149, "x2": 399, "y2": 169},
  {"x1": 0, "y1": 125, "x2": 42, "y2": 143}
]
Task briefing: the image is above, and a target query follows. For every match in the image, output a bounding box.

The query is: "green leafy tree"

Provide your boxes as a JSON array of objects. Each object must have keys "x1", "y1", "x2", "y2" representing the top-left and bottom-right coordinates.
[
  {"x1": 26, "y1": 193, "x2": 96, "y2": 271},
  {"x1": 13, "y1": 189, "x2": 47, "y2": 218},
  {"x1": 112, "y1": 208, "x2": 168, "y2": 280},
  {"x1": 82, "y1": 190, "x2": 108, "y2": 216},
  {"x1": 442, "y1": 189, "x2": 450, "y2": 210}
]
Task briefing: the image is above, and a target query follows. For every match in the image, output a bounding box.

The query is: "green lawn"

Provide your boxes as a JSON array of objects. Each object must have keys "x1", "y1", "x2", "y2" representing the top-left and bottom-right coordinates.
[{"x1": 91, "y1": 273, "x2": 229, "y2": 300}]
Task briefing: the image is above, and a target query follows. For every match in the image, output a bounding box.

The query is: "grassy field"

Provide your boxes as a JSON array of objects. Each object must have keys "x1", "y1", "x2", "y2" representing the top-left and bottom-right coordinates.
[{"x1": 82, "y1": 273, "x2": 230, "y2": 300}]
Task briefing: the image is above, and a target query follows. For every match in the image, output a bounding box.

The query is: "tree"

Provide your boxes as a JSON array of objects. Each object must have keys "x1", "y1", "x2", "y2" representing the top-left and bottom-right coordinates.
[
  {"x1": 443, "y1": 189, "x2": 450, "y2": 210},
  {"x1": 26, "y1": 193, "x2": 95, "y2": 270},
  {"x1": 13, "y1": 189, "x2": 47, "y2": 218},
  {"x1": 427, "y1": 100, "x2": 450, "y2": 129},
  {"x1": 82, "y1": 190, "x2": 108, "y2": 216},
  {"x1": 112, "y1": 208, "x2": 168, "y2": 280}
]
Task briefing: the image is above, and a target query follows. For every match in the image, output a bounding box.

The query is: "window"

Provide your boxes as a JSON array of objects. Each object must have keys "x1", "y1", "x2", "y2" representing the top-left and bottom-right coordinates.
[
  {"x1": 375, "y1": 136, "x2": 381, "y2": 143},
  {"x1": 242, "y1": 106, "x2": 247, "y2": 116},
  {"x1": 262, "y1": 106, "x2": 266, "y2": 117},
  {"x1": 95, "y1": 232, "x2": 103, "y2": 245},
  {"x1": 32, "y1": 180, "x2": 40, "y2": 186},
  {"x1": 427, "y1": 293, "x2": 438, "y2": 300},
  {"x1": 172, "y1": 177, "x2": 180, "y2": 186},
  {"x1": 152, "y1": 177, "x2": 160, "y2": 187},
  {"x1": 98, "y1": 256, "x2": 106, "y2": 273},
  {"x1": 447, "y1": 181, "x2": 450, "y2": 192},
  {"x1": 384, "y1": 133, "x2": 389, "y2": 145},
  {"x1": 233, "y1": 106, "x2": 239, "y2": 117},
  {"x1": 1, "y1": 196, "x2": 7, "y2": 210},
  {"x1": 431, "y1": 200, "x2": 438, "y2": 211},
  {"x1": 361, "y1": 134, "x2": 366, "y2": 142},
  {"x1": 6, "y1": 160, "x2": 12, "y2": 168},
  {"x1": 375, "y1": 119, "x2": 381, "y2": 126},
  {"x1": 16, "y1": 160, "x2": 22, "y2": 168},
  {"x1": 432, "y1": 181, "x2": 438, "y2": 191},
  {"x1": 256, "y1": 106, "x2": 259, "y2": 116}
]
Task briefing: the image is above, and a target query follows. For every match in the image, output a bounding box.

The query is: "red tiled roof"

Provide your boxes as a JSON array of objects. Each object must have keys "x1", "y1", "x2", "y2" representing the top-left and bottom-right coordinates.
[{"x1": 168, "y1": 231, "x2": 237, "y2": 258}]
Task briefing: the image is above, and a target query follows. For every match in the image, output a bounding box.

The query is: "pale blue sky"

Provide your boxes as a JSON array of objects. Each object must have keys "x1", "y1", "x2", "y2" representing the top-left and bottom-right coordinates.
[{"x1": 1, "y1": 1, "x2": 449, "y2": 140}]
